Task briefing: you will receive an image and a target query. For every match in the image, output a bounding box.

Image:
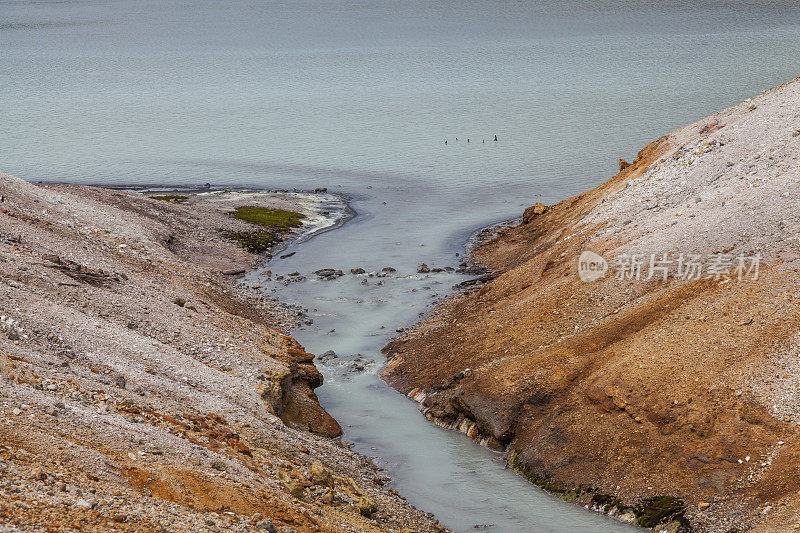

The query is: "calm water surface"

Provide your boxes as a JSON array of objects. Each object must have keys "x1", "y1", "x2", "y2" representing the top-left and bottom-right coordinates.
[{"x1": 4, "y1": 1, "x2": 800, "y2": 531}]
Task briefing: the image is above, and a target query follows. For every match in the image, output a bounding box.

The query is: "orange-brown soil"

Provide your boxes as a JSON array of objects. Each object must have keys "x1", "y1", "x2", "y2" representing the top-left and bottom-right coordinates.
[{"x1": 384, "y1": 79, "x2": 800, "y2": 531}]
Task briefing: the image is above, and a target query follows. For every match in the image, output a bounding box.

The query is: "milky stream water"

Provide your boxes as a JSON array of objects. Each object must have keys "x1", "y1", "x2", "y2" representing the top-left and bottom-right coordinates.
[{"x1": 5, "y1": 1, "x2": 800, "y2": 530}]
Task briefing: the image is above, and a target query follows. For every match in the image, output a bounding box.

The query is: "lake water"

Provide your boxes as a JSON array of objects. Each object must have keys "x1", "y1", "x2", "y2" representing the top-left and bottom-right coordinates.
[{"x1": 4, "y1": 1, "x2": 800, "y2": 531}]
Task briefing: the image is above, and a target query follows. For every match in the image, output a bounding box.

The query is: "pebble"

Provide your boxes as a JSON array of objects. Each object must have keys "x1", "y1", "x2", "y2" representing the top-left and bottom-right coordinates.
[
  {"x1": 75, "y1": 498, "x2": 94, "y2": 510},
  {"x1": 256, "y1": 518, "x2": 277, "y2": 532}
]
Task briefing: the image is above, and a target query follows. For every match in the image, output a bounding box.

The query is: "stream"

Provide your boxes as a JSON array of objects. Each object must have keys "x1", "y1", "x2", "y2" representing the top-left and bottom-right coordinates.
[{"x1": 250, "y1": 192, "x2": 640, "y2": 532}]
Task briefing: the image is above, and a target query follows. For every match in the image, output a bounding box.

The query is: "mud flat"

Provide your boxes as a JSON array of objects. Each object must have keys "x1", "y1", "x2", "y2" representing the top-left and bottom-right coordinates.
[
  {"x1": 0, "y1": 173, "x2": 441, "y2": 532},
  {"x1": 383, "y1": 77, "x2": 800, "y2": 531}
]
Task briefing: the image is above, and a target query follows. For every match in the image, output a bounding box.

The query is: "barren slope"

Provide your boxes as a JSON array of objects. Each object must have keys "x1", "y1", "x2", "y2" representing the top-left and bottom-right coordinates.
[
  {"x1": 0, "y1": 174, "x2": 440, "y2": 532},
  {"x1": 384, "y1": 78, "x2": 800, "y2": 531}
]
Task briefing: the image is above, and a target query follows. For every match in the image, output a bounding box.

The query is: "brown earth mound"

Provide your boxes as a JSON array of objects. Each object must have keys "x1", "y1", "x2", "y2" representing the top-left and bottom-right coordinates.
[{"x1": 384, "y1": 78, "x2": 800, "y2": 531}]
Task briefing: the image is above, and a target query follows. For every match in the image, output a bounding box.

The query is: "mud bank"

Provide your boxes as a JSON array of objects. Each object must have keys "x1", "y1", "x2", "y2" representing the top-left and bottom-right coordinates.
[
  {"x1": 0, "y1": 173, "x2": 440, "y2": 532},
  {"x1": 383, "y1": 77, "x2": 800, "y2": 532}
]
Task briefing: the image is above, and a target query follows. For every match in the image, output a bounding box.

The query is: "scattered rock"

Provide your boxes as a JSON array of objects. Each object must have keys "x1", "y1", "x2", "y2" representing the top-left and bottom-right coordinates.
[
  {"x1": 310, "y1": 461, "x2": 332, "y2": 486},
  {"x1": 75, "y1": 498, "x2": 94, "y2": 510},
  {"x1": 314, "y1": 268, "x2": 343, "y2": 280},
  {"x1": 357, "y1": 495, "x2": 377, "y2": 517},
  {"x1": 417, "y1": 263, "x2": 430, "y2": 274},
  {"x1": 522, "y1": 202, "x2": 547, "y2": 223},
  {"x1": 256, "y1": 518, "x2": 278, "y2": 532}
]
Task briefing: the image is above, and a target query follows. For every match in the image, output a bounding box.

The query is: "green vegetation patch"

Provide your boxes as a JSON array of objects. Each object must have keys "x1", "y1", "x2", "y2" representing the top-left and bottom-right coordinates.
[
  {"x1": 508, "y1": 452, "x2": 581, "y2": 500},
  {"x1": 151, "y1": 194, "x2": 188, "y2": 203},
  {"x1": 232, "y1": 206, "x2": 305, "y2": 230},
  {"x1": 509, "y1": 452, "x2": 687, "y2": 529},
  {"x1": 223, "y1": 231, "x2": 277, "y2": 254},
  {"x1": 634, "y1": 496, "x2": 686, "y2": 528}
]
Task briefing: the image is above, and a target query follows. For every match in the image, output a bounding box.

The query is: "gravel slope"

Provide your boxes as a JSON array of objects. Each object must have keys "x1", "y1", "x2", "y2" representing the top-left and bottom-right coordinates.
[
  {"x1": 384, "y1": 77, "x2": 800, "y2": 531},
  {"x1": 0, "y1": 174, "x2": 441, "y2": 533}
]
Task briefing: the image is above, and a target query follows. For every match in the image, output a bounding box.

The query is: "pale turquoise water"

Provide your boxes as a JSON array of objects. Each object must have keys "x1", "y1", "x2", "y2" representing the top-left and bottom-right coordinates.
[{"x1": 4, "y1": 1, "x2": 800, "y2": 531}]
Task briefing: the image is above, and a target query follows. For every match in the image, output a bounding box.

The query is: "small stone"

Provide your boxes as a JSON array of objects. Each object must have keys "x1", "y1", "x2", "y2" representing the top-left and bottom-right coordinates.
[
  {"x1": 210, "y1": 459, "x2": 227, "y2": 471},
  {"x1": 417, "y1": 263, "x2": 430, "y2": 274},
  {"x1": 296, "y1": 444, "x2": 310, "y2": 454},
  {"x1": 11, "y1": 408, "x2": 21, "y2": 416},
  {"x1": 698, "y1": 502, "x2": 711, "y2": 511},
  {"x1": 357, "y1": 495, "x2": 377, "y2": 517},
  {"x1": 75, "y1": 498, "x2": 93, "y2": 510},
  {"x1": 310, "y1": 461, "x2": 332, "y2": 486},
  {"x1": 282, "y1": 478, "x2": 305, "y2": 499},
  {"x1": 256, "y1": 518, "x2": 277, "y2": 532},
  {"x1": 522, "y1": 202, "x2": 547, "y2": 223},
  {"x1": 350, "y1": 267, "x2": 365, "y2": 274}
]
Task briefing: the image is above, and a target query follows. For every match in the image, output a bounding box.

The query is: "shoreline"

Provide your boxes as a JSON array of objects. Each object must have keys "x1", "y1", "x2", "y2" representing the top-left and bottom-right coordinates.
[
  {"x1": 127, "y1": 185, "x2": 357, "y2": 263},
  {"x1": 0, "y1": 174, "x2": 442, "y2": 532},
  {"x1": 382, "y1": 77, "x2": 800, "y2": 532}
]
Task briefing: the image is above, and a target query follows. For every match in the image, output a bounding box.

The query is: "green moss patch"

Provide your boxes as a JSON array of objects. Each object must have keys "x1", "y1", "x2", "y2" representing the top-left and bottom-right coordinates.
[
  {"x1": 223, "y1": 231, "x2": 277, "y2": 254},
  {"x1": 509, "y1": 452, "x2": 687, "y2": 529},
  {"x1": 634, "y1": 496, "x2": 686, "y2": 528},
  {"x1": 232, "y1": 206, "x2": 305, "y2": 230},
  {"x1": 224, "y1": 206, "x2": 305, "y2": 254},
  {"x1": 150, "y1": 194, "x2": 188, "y2": 203}
]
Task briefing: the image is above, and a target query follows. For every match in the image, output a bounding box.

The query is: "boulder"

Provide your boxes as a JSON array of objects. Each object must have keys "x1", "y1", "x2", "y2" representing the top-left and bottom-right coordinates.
[
  {"x1": 357, "y1": 496, "x2": 377, "y2": 517},
  {"x1": 310, "y1": 461, "x2": 332, "y2": 486},
  {"x1": 522, "y1": 202, "x2": 547, "y2": 224}
]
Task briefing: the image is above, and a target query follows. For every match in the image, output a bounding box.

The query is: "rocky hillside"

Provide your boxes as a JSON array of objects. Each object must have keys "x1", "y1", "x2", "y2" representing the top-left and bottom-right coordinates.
[
  {"x1": 384, "y1": 77, "x2": 800, "y2": 531},
  {"x1": 0, "y1": 174, "x2": 440, "y2": 532}
]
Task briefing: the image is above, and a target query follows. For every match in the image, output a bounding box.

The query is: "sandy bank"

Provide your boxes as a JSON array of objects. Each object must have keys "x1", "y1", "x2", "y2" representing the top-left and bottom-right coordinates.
[
  {"x1": 0, "y1": 174, "x2": 441, "y2": 532},
  {"x1": 383, "y1": 77, "x2": 800, "y2": 531}
]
